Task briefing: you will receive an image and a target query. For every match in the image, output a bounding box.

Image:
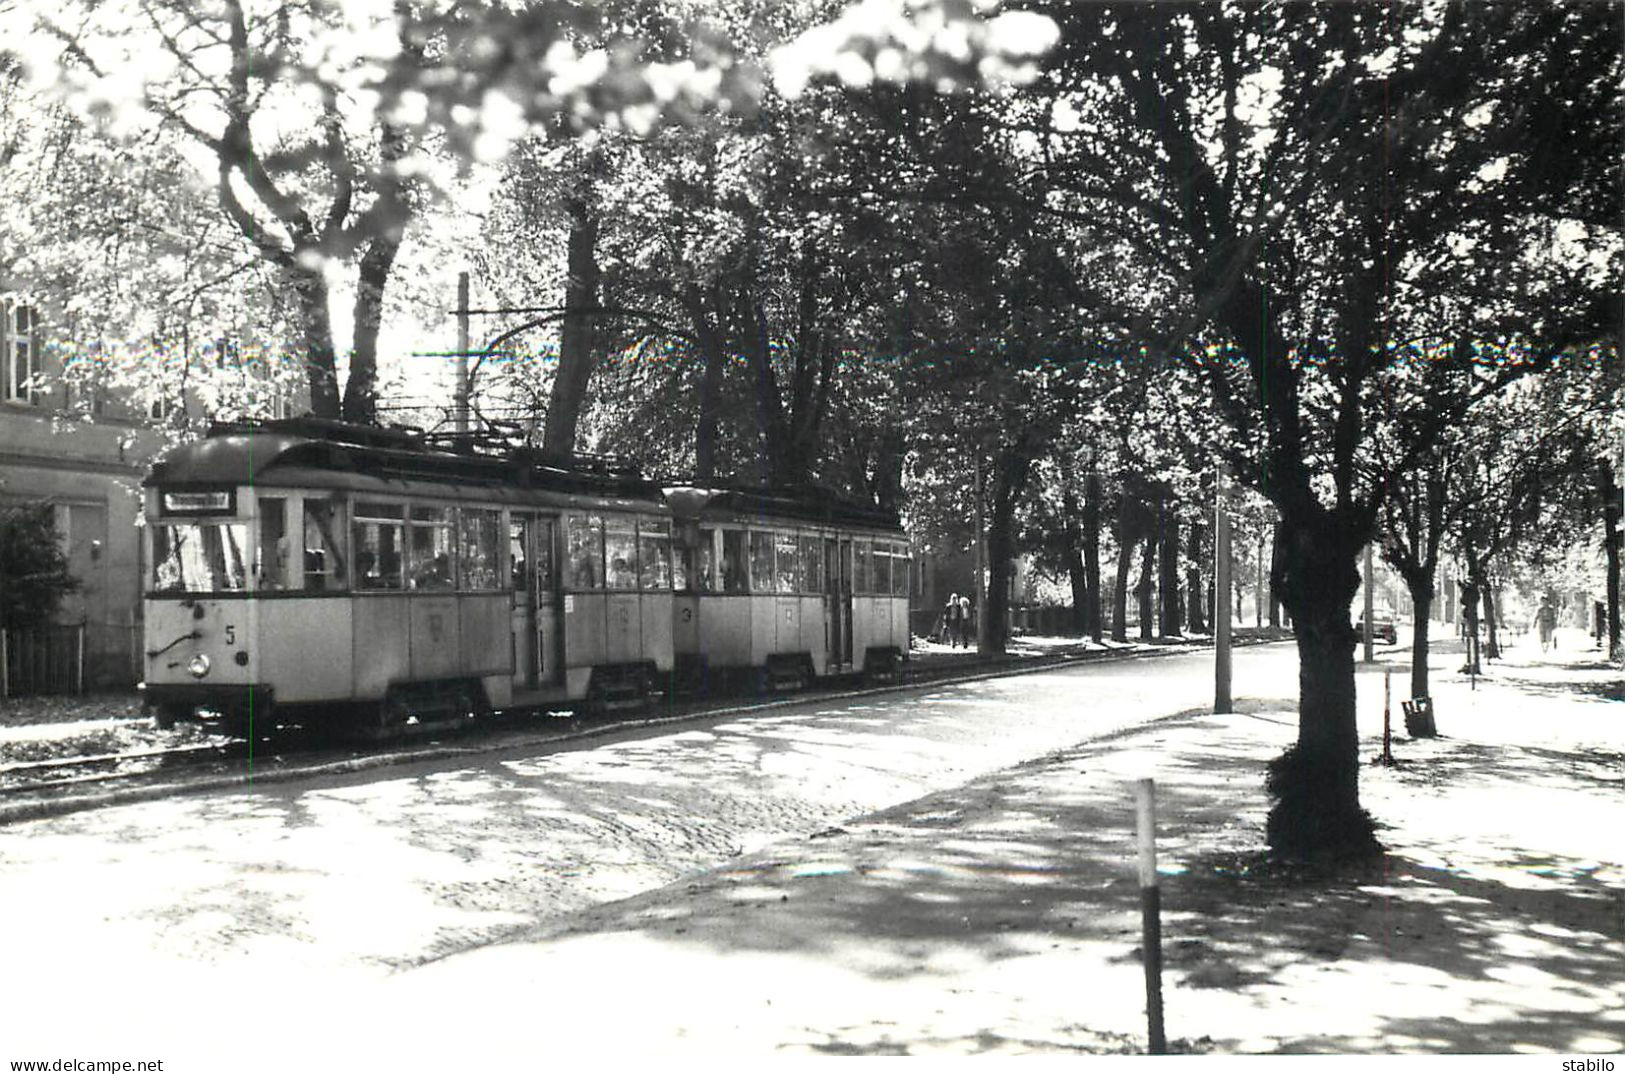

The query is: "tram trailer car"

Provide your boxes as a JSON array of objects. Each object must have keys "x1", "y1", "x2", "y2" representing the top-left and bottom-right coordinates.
[
  {"x1": 141, "y1": 419, "x2": 675, "y2": 736},
  {"x1": 665, "y1": 486, "x2": 911, "y2": 691}
]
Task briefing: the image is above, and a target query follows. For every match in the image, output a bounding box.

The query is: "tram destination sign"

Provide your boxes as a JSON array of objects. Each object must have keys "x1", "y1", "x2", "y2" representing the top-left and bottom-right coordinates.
[{"x1": 161, "y1": 489, "x2": 236, "y2": 515}]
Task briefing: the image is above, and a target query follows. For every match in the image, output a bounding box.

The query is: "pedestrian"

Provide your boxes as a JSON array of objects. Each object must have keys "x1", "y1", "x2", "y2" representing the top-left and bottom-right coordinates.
[
  {"x1": 1537, "y1": 598, "x2": 1556, "y2": 652},
  {"x1": 958, "y1": 593, "x2": 973, "y2": 648},
  {"x1": 943, "y1": 592, "x2": 962, "y2": 647}
]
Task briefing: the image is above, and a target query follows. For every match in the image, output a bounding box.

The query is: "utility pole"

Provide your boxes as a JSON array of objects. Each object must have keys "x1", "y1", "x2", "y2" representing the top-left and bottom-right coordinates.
[
  {"x1": 1363, "y1": 543, "x2": 1375, "y2": 663},
  {"x1": 1214, "y1": 462, "x2": 1232, "y2": 713},
  {"x1": 975, "y1": 451, "x2": 987, "y2": 653},
  {"x1": 454, "y1": 271, "x2": 470, "y2": 433}
]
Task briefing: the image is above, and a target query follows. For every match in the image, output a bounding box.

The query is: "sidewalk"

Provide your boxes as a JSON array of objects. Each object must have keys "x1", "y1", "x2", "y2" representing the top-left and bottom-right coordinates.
[{"x1": 368, "y1": 632, "x2": 1624, "y2": 1058}]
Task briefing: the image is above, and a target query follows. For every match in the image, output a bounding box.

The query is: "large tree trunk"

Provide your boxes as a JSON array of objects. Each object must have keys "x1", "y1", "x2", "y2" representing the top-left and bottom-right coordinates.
[
  {"x1": 342, "y1": 235, "x2": 401, "y2": 425},
  {"x1": 1266, "y1": 522, "x2": 1380, "y2": 860},
  {"x1": 1187, "y1": 518, "x2": 1207, "y2": 634},
  {"x1": 1082, "y1": 468, "x2": 1103, "y2": 642},
  {"x1": 294, "y1": 266, "x2": 341, "y2": 419},
  {"x1": 1267, "y1": 518, "x2": 1284, "y2": 628},
  {"x1": 1062, "y1": 463, "x2": 1088, "y2": 635},
  {"x1": 1137, "y1": 535, "x2": 1155, "y2": 641},
  {"x1": 1158, "y1": 501, "x2": 1181, "y2": 637},
  {"x1": 983, "y1": 443, "x2": 1036, "y2": 656},
  {"x1": 1459, "y1": 573, "x2": 1483, "y2": 676},
  {"x1": 1406, "y1": 588, "x2": 1438, "y2": 736},
  {"x1": 543, "y1": 198, "x2": 600, "y2": 456},
  {"x1": 1484, "y1": 583, "x2": 1501, "y2": 660},
  {"x1": 1603, "y1": 462, "x2": 1623, "y2": 661},
  {"x1": 1112, "y1": 496, "x2": 1133, "y2": 642},
  {"x1": 683, "y1": 284, "x2": 728, "y2": 480}
]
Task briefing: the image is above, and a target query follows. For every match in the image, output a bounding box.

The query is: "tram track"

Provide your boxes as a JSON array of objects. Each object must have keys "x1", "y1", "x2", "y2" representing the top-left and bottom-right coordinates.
[{"x1": 0, "y1": 634, "x2": 1293, "y2": 824}]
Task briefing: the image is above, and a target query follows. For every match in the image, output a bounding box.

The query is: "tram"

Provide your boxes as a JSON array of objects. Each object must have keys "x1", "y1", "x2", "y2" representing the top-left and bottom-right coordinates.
[
  {"x1": 665, "y1": 485, "x2": 911, "y2": 691},
  {"x1": 140, "y1": 418, "x2": 673, "y2": 736}
]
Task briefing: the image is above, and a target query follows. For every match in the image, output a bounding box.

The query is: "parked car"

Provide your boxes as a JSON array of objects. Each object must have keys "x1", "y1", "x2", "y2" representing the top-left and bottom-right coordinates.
[{"x1": 1356, "y1": 613, "x2": 1399, "y2": 645}]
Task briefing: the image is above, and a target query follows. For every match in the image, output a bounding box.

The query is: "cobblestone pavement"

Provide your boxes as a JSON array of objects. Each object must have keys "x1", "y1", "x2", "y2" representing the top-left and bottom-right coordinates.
[{"x1": 0, "y1": 646, "x2": 1293, "y2": 984}]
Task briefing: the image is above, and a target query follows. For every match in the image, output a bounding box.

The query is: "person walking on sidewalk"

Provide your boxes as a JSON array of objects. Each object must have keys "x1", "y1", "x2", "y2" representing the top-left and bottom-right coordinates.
[{"x1": 943, "y1": 593, "x2": 963, "y2": 647}]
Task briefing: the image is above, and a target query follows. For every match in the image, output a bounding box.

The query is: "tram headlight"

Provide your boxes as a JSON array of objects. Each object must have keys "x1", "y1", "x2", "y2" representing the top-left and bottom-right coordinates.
[{"x1": 187, "y1": 653, "x2": 212, "y2": 679}]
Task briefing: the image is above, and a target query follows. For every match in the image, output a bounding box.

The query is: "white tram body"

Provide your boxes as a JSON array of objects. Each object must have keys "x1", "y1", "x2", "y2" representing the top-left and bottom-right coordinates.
[
  {"x1": 141, "y1": 420, "x2": 673, "y2": 734},
  {"x1": 665, "y1": 487, "x2": 911, "y2": 688}
]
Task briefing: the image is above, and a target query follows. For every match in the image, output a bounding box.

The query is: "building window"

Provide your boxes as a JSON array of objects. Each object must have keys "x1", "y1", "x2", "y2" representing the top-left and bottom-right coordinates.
[{"x1": 3, "y1": 299, "x2": 39, "y2": 405}]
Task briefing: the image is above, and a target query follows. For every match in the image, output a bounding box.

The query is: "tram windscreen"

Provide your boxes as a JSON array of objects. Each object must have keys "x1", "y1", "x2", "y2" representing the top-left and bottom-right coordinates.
[{"x1": 152, "y1": 523, "x2": 250, "y2": 592}]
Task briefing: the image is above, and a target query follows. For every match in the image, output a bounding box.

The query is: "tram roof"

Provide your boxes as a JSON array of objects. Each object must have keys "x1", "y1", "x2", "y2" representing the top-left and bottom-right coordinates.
[
  {"x1": 664, "y1": 484, "x2": 902, "y2": 533},
  {"x1": 145, "y1": 419, "x2": 667, "y2": 507}
]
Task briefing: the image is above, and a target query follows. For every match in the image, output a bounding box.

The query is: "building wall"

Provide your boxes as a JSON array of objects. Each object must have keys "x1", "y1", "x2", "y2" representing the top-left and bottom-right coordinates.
[{"x1": 0, "y1": 405, "x2": 164, "y2": 688}]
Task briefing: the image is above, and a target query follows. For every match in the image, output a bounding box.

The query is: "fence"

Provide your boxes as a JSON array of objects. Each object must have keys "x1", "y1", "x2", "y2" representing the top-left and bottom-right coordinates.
[{"x1": 1, "y1": 625, "x2": 87, "y2": 698}]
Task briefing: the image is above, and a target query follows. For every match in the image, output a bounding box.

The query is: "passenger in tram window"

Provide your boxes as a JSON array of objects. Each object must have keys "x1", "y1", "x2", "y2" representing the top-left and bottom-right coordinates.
[
  {"x1": 379, "y1": 551, "x2": 402, "y2": 587},
  {"x1": 511, "y1": 555, "x2": 528, "y2": 591},
  {"x1": 607, "y1": 553, "x2": 636, "y2": 589},
  {"x1": 356, "y1": 550, "x2": 377, "y2": 587}
]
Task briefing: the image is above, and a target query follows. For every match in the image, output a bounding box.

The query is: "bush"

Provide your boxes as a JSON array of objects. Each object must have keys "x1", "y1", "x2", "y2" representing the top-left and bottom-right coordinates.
[{"x1": 0, "y1": 502, "x2": 78, "y2": 631}]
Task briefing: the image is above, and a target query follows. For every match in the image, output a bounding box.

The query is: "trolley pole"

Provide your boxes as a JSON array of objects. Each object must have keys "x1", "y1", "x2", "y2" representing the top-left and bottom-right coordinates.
[
  {"x1": 1214, "y1": 462, "x2": 1232, "y2": 714},
  {"x1": 454, "y1": 271, "x2": 471, "y2": 433}
]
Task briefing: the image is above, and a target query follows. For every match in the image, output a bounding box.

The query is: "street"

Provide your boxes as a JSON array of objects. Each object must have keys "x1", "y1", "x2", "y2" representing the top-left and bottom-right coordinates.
[{"x1": 0, "y1": 646, "x2": 1288, "y2": 994}]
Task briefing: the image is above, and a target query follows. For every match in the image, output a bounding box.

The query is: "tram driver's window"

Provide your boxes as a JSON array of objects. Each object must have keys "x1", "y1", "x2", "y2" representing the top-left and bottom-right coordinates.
[
  {"x1": 720, "y1": 530, "x2": 747, "y2": 594},
  {"x1": 853, "y1": 541, "x2": 872, "y2": 594},
  {"x1": 303, "y1": 498, "x2": 347, "y2": 590}
]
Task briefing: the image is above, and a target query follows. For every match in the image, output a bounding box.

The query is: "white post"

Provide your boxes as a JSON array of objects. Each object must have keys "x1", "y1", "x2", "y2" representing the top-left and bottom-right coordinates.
[
  {"x1": 1135, "y1": 779, "x2": 1166, "y2": 1055},
  {"x1": 1214, "y1": 463, "x2": 1232, "y2": 713}
]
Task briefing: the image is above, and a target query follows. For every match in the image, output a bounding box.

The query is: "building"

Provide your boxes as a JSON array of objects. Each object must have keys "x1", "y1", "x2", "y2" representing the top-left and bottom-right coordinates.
[{"x1": 1, "y1": 291, "x2": 298, "y2": 692}]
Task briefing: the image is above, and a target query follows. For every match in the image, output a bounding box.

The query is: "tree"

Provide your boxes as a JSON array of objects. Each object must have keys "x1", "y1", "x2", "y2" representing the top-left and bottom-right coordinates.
[
  {"x1": 19, "y1": 0, "x2": 1057, "y2": 429},
  {"x1": 1036, "y1": 2, "x2": 1622, "y2": 857}
]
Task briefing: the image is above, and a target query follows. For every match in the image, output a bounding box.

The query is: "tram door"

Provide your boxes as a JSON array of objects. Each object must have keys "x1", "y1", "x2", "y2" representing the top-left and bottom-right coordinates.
[
  {"x1": 510, "y1": 514, "x2": 561, "y2": 689},
  {"x1": 826, "y1": 536, "x2": 853, "y2": 669}
]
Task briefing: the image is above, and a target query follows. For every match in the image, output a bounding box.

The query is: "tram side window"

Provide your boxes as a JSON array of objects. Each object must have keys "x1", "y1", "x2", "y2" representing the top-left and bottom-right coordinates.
[
  {"x1": 873, "y1": 543, "x2": 893, "y2": 596},
  {"x1": 304, "y1": 499, "x2": 347, "y2": 590},
  {"x1": 696, "y1": 528, "x2": 718, "y2": 592},
  {"x1": 775, "y1": 532, "x2": 800, "y2": 593},
  {"x1": 407, "y1": 506, "x2": 454, "y2": 590},
  {"x1": 255, "y1": 497, "x2": 290, "y2": 591},
  {"x1": 892, "y1": 545, "x2": 911, "y2": 596},
  {"x1": 748, "y1": 530, "x2": 775, "y2": 594},
  {"x1": 566, "y1": 514, "x2": 604, "y2": 590},
  {"x1": 152, "y1": 522, "x2": 250, "y2": 592},
  {"x1": 458, "y1": 508, "x2": 502, "y2": 590},
  {"x1": 720, "y1": 530, "x2": 747, "y2": 593},
  {"x1": 603, "y1": 516, "x2": 638, "y2": 591},
  {"x1": 802, "y1": 535, "x2": 824, "y2": 592},
  {"x1": 638, "y1": 517, "x2": 672, "y2": 591},
  {"x1": 353, "y1": 502, "x2": 405, "y2": 590},
  {"x1": 853, "y1": 540, "x2": 872, "y2": 595}
]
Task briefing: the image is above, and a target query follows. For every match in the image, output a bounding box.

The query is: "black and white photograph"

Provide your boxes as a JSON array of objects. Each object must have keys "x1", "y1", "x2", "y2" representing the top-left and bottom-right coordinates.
[{"x1": 0, "y1": 0, "x2": 1620, "y2": 1066}]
